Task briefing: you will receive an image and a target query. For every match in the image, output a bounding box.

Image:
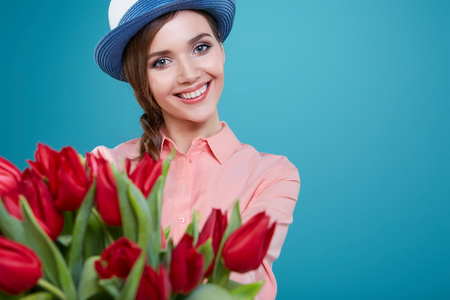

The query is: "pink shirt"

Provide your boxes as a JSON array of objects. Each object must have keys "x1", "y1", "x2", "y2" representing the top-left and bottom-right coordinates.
[{"x1": 92, "y1": 122, "x2": 300, "y2": 300}]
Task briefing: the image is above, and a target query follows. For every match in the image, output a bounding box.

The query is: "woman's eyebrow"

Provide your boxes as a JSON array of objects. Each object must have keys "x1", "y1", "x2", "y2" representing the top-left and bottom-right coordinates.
[
  {"x1": 147, "y1": 33, "x2": 212, "y2": 60},
  {"x1": 148, "y1": 50, "x2": 171, "y2": 61},
  {"x1": 188, "y1": 33, "x2": 212, "y2": 45}
]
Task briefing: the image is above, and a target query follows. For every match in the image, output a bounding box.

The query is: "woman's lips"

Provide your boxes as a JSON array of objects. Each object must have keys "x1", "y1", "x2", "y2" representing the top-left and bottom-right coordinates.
[{"x1": 175, "y1": 82, "x2": 211, "y2": 104}]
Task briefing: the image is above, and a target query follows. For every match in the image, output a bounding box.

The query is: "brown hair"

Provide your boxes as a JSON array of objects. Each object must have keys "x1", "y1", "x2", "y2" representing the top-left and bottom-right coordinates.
[{"x1": 122, "y1": 10, "x2": 222, "y2": 161}]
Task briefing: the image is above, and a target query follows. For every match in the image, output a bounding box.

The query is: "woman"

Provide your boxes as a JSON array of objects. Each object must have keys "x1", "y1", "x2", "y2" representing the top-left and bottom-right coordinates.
[{"x1": 93, "y1": 0, "x2": 300, "y2": 299}]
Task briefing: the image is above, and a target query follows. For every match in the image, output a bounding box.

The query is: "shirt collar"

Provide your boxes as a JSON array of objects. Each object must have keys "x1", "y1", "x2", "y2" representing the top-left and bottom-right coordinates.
[
  {"x1": 159, "y1": 121, "x2": 240, "y2": 165},
  {"x1": 206, "y1": 122, "x2": 240, "y2": 165}
]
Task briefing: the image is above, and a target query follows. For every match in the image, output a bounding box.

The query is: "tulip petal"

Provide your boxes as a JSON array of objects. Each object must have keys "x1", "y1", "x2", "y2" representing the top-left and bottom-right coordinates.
[
  {"x1": 170, "y1": 234, "x2": 205, "y2": 294},
  {"x1": 0, "y1": 236, "x2": 42, "y2": 296},
  {"x1": 222, "y1": 212, "x2": 276, "y2": 273},
  {"x1": 95, "y1": 158, "x2": 121, "y2": 226}
]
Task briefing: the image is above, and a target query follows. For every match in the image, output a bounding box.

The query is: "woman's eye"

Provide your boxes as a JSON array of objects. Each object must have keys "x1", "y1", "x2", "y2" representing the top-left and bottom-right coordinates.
[
  {"x1": 194, "y1": 44, "x2": 210, "y2": 54},
  {"x1": 153, "y1": 58, "x2": 169, "y2": 68}
]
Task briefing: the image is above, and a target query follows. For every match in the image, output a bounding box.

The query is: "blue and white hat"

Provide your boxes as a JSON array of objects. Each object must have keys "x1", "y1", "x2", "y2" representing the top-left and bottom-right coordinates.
[{"x1": 95, "y1": 0, "x2": 236, "y2": 81}]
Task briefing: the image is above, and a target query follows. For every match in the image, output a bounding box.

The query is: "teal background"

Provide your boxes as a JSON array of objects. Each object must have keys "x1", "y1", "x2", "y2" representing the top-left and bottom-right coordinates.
[{"x1": 1, "y1": 1, "x2": 449, "y2": 299}]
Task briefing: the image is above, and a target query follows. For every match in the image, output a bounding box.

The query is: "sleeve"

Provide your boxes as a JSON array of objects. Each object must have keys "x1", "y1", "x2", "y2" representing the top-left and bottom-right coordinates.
[
  {"x1": 230, "y1": 159, "x2": 300, "y2": 300},
  {"x1": 90, "y1": 139, "x2": 140, "y2": 171}
]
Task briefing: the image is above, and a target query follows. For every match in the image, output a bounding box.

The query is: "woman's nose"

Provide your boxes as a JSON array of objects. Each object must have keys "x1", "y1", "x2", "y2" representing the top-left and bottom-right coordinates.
[{"x1": 177, "y1": 58, "x2": 200, "y2": 84}]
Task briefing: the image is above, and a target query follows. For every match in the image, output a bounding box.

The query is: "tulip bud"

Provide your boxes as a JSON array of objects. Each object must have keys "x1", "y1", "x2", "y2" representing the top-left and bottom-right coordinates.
[
  {"x1": 0, "y1": 156, "x2": 21, "y2": 196},
  {"x1": 198, "y1": 209, "x2": 228, "y2": 276},
  {"x1": 126, "y1": 153, "x2": 162, "y2": 198},
  {"x1": 95, "y1": 237, "x2": 142, "y2": 279},
  {"x1": 221, "y1": 212, "x2": 276, "y2": 273},
  {"x1": 0, "y1": 236, "x2": 43, "y2": 295},
  {"x1": 27, "y1": 142, "x2": 58, "y2": 179},
  {"x1": 28, "y1": 144, "x2": 90, "y2": 211},
  {"x1": 170, "y1": 234, "x2": 205, "y2": 294},
  {"x1": 88, "y1": 153, "x2": 121, "y2": 226},
  {"x1": 21, "y1": 169, "x2": 64, "y2": 241},
  {"x1": 0, "y1": 156, "x2": 23, "y2": 219},
  {"x1": 53, "y1": 147, "x2": 90, "y2": 211},
  {"x1": 137, "y1": 265, "x2": 171, "y2": 300},
  {"x1": 0, "y1": 156, "x2": 64, "y2": 241}
]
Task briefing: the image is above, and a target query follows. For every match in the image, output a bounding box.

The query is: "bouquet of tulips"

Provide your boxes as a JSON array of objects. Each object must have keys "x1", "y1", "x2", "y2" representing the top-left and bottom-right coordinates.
[{"x1": 0, "y1": 143, "x2": 275, "y2": 300}]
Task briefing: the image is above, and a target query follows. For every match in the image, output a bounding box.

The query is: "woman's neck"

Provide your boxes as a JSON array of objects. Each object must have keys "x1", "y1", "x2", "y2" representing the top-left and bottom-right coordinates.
[{"x1": 161, "y1": 114, "x2": 222, "y2": 154}]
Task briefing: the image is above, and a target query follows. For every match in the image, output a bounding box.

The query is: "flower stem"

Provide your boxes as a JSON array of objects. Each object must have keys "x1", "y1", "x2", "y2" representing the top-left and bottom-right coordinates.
[
  {"x1": 91, "y1": 208, "x2": 115, "y2": 245},
  {"x1": 37, "y1": 279, "x2": 66, "y2": 300}
]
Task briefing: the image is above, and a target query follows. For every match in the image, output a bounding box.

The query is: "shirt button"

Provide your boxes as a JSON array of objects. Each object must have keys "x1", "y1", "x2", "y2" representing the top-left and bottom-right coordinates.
[
  {"x1": 188, "y1": 157, "x2": 193, "y2": 163},
  {"x1": 196, "y1": 140, "x2": 203, "y2": 146},
  {"x1": 178, "y1": 217, "x2": 186, "y2": 224}
]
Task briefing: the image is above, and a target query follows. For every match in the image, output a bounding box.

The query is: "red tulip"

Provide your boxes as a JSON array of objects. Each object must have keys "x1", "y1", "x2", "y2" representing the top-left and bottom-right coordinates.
[
  {"x1": 197, "y1": 208, "x2": 228, "y2": 276},
  {"x1": 27, "y1": 142, "x2": 58, "y2": 179},
  {"x1": 136, "y1": 265, "x2": 171, "y2": 300},
  {"x1": 53, "y1": 147, "x2": 90, "y2": 211},
  {"x1": 95, "y1": 238, "x2": 142, "y2": 279},
  {"x1": 87, "y1": 153, "x2": 121, "y2": 226},
  {"x1": 0, "y1": 156, "x2": 21, "y2": 196},
  {"x1": 169, "y1": 234, "x2": 204, "y2": 294},
  {"x1": 1, "y1": 166, "x2": 63, "y2": 241},
  {"x1": 221, "y1": 212, "x2": 276, "y2": 273},
  {"x1": 28, "y1": 144, "x2": 90, "y2": 211},
  {"x1": 0, "y1": 236, "x2": 43, "y2": 295},
  {"x1": 126, "y1": 153, "x2": 162, "y2": 198},
  {"x1": 20, "y1": 169, "x2": 64, "y2": 241},
  {"x1": 0, "y1": 156, "x2": 23, "y2": 218}
]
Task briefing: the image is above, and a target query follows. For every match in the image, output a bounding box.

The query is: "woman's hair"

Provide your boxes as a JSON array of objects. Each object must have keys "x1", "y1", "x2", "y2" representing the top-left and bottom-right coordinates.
[{"x1": 122, "y1": 10, "x2": 222, "y2": 161}]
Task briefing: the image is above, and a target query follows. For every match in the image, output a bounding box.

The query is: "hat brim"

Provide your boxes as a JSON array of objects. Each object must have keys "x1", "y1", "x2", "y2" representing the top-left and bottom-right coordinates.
[{"x1": 95, "y1": 0, "x2": 236, "y2": 81}]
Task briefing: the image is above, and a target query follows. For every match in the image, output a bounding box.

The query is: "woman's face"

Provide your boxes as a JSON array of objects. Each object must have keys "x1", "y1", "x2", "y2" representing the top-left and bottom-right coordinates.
[{"x1": 147, "y1": 10, "x2": 225, "y2": 129}]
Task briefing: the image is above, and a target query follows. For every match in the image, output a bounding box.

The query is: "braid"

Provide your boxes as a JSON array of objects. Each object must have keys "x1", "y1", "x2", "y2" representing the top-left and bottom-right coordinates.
[
  {"x1": 139, "y1": 110, "x2": 163, "y2": 161},
  {"x1": 122, "y1": 13, "x2": 177, "y2": 161}
]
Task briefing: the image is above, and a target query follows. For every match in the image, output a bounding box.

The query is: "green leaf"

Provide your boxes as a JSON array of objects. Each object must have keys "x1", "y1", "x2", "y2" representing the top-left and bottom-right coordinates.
[
  {"x1": 186, "y1": 210, "x2": 200, "y2": 245},
  {"x1": 115, "y1": 252, "x2": 145, "y2": 300},
  {"x1": 98, "y1": 278, "x2": 121, "y2": 299},
  {"x1": 57, "y1": 235, "x2": 72, "y2": 247},
  {"x1": 67, "y1": 182, "x2": 97, "y2": 285},
  {"x1": 196, "y1": 239, "x2": 214, "y2": 273},
  {"x1": 228, "y1": 281, "x2": 264, "y2": 300},
  {"x1": 164, "y1": 225, "x2": 171, "y2": 240},
  {"x1": 20, "y1": 199, "x2": 78, "y2": 300},
  {"x1": 0, "y1": 290, "x2": 19, "y2": 300},
  {"x1": 19, "y1": 292, "x2": 53, "y2": 300},
  {"x1": 211, "y1": 200, "x2": 241, "y2": 285},
  {"x1": 79, "y1": 256, "x2": 108, "y2": 300},
  {"x1": 90, "y1": 208, "x2": 115, "y2": 247},
  {"x1": 185, "y1": 284, "x2": 233, "y2": 300},
  {"x1": 0, "y1": 197, "x2": 25, "y2": 244},
  {"x1": 160, "y1": 238, "x2": 173, "y2": 270},
  {"x1": 111, "y1": 163, "x2": 138, "y2": 242},
  {"x1": 60, "y1": 211, "x2": 74, "y2": 237},
  {"x1": 145, "y1": 176, "x2": 165, "y2": 268},
  {"x1": 127, "y1": 181, "x2": 152, "y2": 254},
  {"x1": 162, "y1": 148, "x2": 175, "y2": 177},
  {"x1": 223, "y1": 200, "x2": 242, "y2": 241}
]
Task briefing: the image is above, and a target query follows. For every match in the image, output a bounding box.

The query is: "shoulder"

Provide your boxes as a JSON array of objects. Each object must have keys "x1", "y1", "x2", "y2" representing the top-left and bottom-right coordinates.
[
  {"x1": 90, "y1": 138, "x2": 141, "y2": 168},
  {"x1": 234, "y1": 143, "x2": 300, "y2": 185}
]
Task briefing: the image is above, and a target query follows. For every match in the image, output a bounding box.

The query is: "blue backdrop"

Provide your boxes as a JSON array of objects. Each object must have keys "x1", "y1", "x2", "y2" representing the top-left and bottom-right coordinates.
[{"x1": 1, "y1": 1, "x2": 449, "y2": 299}]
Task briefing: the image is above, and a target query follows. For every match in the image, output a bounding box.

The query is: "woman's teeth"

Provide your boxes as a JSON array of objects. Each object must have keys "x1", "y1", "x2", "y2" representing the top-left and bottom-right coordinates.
[{"x1": 178, "y1": 83, "x2": 208, "y2": 99}]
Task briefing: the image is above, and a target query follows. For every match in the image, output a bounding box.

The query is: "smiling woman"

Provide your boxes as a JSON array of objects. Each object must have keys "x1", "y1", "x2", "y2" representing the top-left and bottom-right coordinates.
[
  {"x1": 92, "y1": 1, "x2": 300, "y2": 299},
  {"x1": 123, "y1": 10, "x2": 226, "y2": 158}
]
